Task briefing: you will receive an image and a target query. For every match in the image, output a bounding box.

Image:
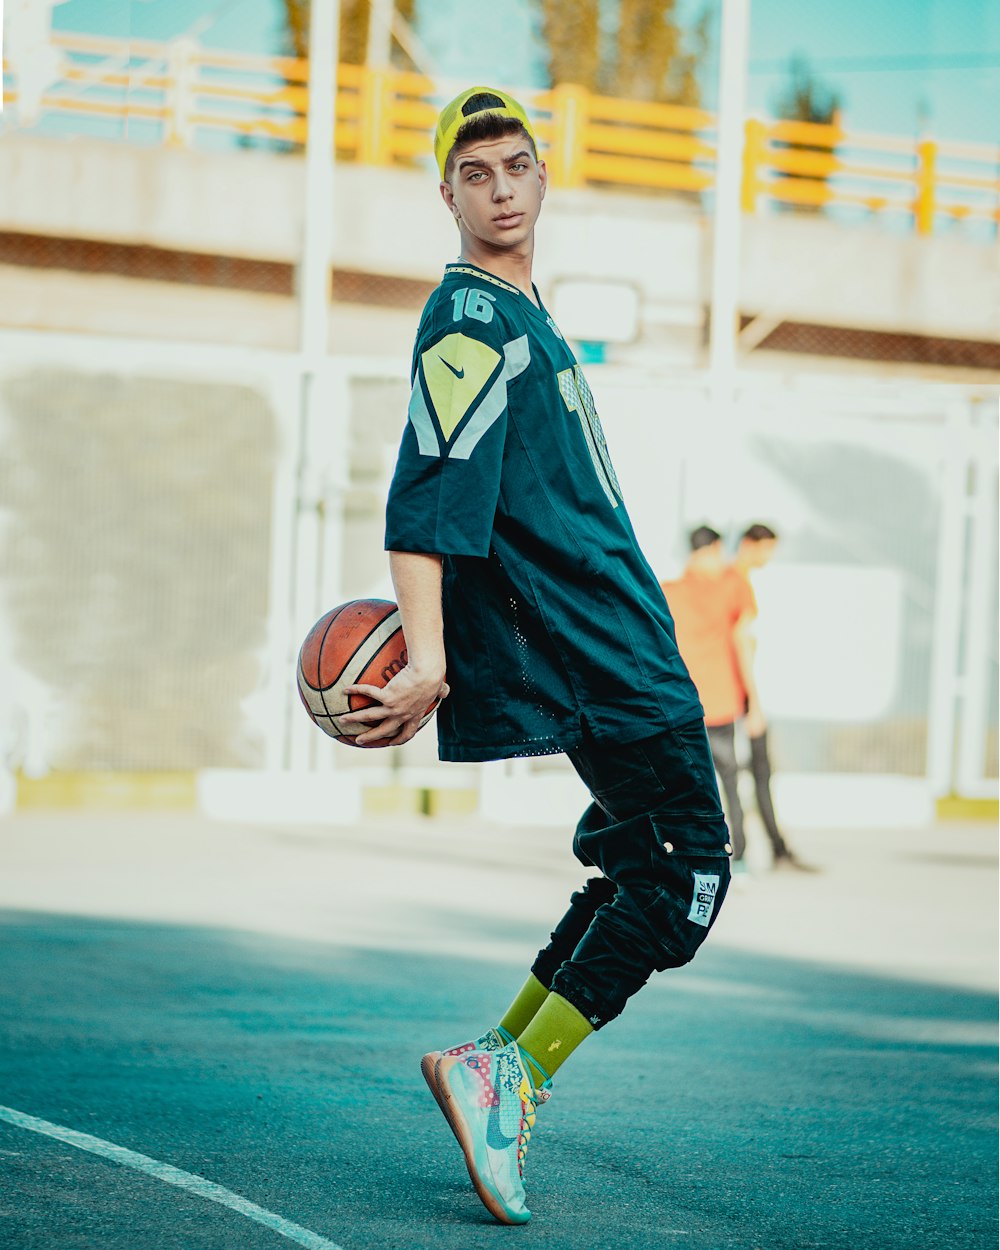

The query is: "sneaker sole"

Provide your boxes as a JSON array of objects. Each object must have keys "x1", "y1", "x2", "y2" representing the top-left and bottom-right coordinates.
[
  {"x1": 420, "y1": 1050, "x2": 460, "y2": 1144},
  {"x1": 434, "y1": 1055, "x2": 531, "y2": 1226}
]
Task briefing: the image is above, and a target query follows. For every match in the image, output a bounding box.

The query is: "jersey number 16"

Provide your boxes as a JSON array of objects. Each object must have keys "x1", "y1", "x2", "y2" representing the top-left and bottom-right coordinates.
[{"x1": 451, "y1": 288, "x2": 496, "y2": 324}]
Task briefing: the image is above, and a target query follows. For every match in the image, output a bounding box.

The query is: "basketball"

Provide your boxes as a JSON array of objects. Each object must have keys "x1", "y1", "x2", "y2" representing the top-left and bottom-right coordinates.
[{"x1": 296, "y1": 598, "x2": 439, "y2": 747}]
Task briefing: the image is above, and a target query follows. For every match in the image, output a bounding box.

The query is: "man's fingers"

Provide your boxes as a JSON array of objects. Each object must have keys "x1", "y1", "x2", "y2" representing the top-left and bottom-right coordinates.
[
  {"x1": 343, "y1": 683, "x2": 385, "y2": 700},
  {"x1": 340, "y1": 705, "x2": 396, "y2": 726},
  {"x1": 355, "y1": 712, "x2": 428, "y2": 746},
  {"x1": 341, "y1": 695, "x2": 437, "y2": 726},
  {"x1": 338, "y1": 670, "x2": 445, "y2": 738},
  {"x1": 356, "y1": 720, "x2": 405, "y2": 745},
  {"x1": 366, "y1": 724, "x2": 416, "y2": 747}
]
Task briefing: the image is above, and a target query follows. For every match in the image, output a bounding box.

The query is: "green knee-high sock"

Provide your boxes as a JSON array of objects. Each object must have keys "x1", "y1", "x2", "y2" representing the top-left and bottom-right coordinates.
[
  {"x1": 515, "y1": 992, "x2": 594, "y2": 1088},
  {"x1": 497, "y1": 973, "x2": 550, "y2": 1039}
]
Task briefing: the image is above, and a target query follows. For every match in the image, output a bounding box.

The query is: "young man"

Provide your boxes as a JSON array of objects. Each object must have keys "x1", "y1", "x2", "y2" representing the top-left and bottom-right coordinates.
[
  {"x1": 662, "y1": 526, "x2": 809, "y2": 874},
  {"x1": 340, "y1": 87, "x2": 731, "y2": 1226},
  {"x1": 732, "y1": 524, "x2": 814, "y2": 872},
  {"x1": 661, "y1": 526, "x2": 760, "y2": 874}
]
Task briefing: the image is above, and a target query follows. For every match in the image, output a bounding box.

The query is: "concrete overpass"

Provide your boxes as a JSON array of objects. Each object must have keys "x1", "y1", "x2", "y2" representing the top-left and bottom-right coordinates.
[{"x1": 1, "y1": 133, "x2": 997, "y2": 376}]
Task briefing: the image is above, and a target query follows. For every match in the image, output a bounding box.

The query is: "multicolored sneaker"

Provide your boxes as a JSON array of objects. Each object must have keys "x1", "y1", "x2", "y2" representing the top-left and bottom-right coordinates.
[
  {"x1": 434, "y1": 1041, "x2": 550, "y2": 1226},
  {"x1": 420, "y1": 1026, "x2": 512, "y2": 1137}
]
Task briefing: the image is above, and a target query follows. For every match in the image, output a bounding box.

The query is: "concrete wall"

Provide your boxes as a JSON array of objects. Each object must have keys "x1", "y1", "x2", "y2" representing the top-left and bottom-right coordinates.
[
  {"x1": 740, "y1": 214, "x2": 1000, "y2": 343},
  {"x1": 2, "y1": 134, "x2": 997, "y2": 346}
]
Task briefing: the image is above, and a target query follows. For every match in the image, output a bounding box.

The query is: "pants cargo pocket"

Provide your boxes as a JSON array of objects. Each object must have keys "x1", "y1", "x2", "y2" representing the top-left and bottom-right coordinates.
[{"x1": 643, "y1": 812, "x2": 732, "y2": 969}]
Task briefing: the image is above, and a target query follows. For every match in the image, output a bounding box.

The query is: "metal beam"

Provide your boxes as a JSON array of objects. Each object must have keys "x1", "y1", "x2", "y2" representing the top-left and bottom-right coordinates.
[
  {"x1": 299, "y1": 0, "x2": 338, "y2": 362},
  {"x1": 708, "y1": 0, "x2": 751, "y2": 388}
]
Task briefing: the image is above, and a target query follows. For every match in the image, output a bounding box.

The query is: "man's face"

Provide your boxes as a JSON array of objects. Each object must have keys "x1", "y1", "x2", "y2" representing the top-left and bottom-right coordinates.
[
  {"x1": 744, "y1": 538, "x2": 778, "y2": 569},
  {"x1": 440, "y1": 135, "x2": 546, "y2": 252},
  {"x1": 694, "y1": 539, "x2": 726, "y2": 573}
]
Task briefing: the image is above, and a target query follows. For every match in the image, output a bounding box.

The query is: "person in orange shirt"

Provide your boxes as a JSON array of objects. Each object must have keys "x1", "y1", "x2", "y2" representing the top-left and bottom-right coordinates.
[
  {"x1": 662, "y1": 525, "x2": 812, "y2": 874},
  {"x1": 661, "y1": 526, "x2": 755, "y2": 870}
]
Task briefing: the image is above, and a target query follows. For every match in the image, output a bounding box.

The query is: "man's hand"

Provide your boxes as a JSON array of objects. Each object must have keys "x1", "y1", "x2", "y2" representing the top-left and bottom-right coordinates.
[
  {"x1": 341, "y1": 663, "x2": 450, "y2": 747},
  {"x1": 343, "y1": 549, "x2": 447, "y2": 746},
  {"x1": 744, "y1": 705, "x2": 767, "y2": 739}
]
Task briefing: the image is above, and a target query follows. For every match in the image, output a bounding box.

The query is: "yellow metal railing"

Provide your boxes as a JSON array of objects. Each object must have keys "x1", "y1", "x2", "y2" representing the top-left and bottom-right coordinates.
[
  {"x1": 3, "y1": 33, "x2": 998, "y2": 236},
  {"x1": 740, "y1": 114, "x2": 1000, "y2": 233}
]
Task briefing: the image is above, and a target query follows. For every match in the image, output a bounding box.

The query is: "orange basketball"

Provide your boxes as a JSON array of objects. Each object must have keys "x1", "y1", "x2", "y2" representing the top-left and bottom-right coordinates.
[{"x1": 296, "y1": 599, "x2": 439, "y2": 747}]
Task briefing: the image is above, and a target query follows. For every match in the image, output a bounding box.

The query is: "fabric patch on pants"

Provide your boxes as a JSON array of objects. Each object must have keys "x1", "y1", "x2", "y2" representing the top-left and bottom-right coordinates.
[
  {"x1": 687, "y1": 873, "x2": 721, "y2": 927},
  {"x1": 554, "y1": 721, "x2": 733, "y2": 1023}
]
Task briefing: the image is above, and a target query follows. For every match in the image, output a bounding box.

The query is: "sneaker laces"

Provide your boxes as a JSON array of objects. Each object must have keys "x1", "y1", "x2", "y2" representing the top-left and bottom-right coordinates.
[
  {"x1": 511, "y1": 1043, "x2": 553, "y2": 1178},
  {"x1": 442, "y1": 1024, "x2": 515, "y2": 1060}
]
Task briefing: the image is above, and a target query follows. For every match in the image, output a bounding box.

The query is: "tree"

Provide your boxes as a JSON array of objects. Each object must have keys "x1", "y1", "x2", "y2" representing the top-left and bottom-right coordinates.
[
  {"x1": 773, "y1": 53, "x2": 840, "y2": 126},
  {"x1": 772, "y1": 54, "x2": 842, "y2": 212},
  {"x1": 280, "y1": 0, "x2": 415, "y2": 65},
  {"x1": 538, "y1": 0, "x2": 600, "y2": 96},
  {"x1": 538, "y1": 0, "x2": 709, "y2": 106}
]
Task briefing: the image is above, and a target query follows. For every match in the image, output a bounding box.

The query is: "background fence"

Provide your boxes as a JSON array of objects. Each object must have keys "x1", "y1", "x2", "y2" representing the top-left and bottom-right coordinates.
[{"x1": 3, "y1": 33, "x2": 999, "y2": 237}]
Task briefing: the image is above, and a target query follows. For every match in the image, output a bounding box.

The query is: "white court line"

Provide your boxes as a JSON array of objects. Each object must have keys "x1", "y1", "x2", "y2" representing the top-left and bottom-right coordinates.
[{"x1": 0, "y1": 1105, "x2": 345, "y2": 1250}]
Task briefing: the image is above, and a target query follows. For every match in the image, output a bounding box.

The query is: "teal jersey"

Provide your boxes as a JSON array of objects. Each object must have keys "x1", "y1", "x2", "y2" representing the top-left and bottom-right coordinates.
[{"x1": 385, "y1": 260, "x2": 702, "y2": 762}]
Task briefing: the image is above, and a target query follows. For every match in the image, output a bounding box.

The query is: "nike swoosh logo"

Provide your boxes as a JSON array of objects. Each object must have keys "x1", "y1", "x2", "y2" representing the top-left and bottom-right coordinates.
[
  {"x1": 439, "y1": 357, "x2": 465, "y2": 379},
  {"x1": 485, "y1": 1100, "x2": 519, "y2": 1151}
]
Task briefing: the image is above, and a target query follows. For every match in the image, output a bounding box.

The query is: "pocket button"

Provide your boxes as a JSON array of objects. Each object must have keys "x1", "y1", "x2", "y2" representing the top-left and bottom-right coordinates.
[
  {"x1": 662, "y1": 841, "x2": 674, "y2": 853},
  {"x1": 724, "y1": 842, "x2": 733, "y2": 854}
]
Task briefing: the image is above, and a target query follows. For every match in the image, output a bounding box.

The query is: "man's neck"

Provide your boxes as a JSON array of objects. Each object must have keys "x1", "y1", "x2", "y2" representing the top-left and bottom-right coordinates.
[
  {"x1": 459, "y1": 239, "x2": 536, "y2": 303},
  {"x1": 687, "y1": 560, "x2": 724, "y2": 580}
]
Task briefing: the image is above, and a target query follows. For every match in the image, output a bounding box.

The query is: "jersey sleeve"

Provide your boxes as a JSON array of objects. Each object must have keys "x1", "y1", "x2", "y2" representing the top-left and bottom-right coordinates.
[{"x1": 384, "y1": 298, "x2": 530, "y2": 558}]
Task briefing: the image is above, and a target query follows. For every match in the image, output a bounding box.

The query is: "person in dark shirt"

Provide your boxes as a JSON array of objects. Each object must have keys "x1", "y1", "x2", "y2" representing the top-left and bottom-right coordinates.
[
  {"x1": 733, "y1": 523, "x2": 816, "y2": 872},
  {"x1": 661, "y1": 525, "x2": 758, "y2": 872},
  {"x1": 340, "y1": 86, "x2": 731, "y2": 1227}
]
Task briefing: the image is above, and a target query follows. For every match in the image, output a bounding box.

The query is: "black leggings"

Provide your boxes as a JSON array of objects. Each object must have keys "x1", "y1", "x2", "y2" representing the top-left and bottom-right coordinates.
[{"x1": 706, "y1": 722, "x2": 789, "y2": 862}]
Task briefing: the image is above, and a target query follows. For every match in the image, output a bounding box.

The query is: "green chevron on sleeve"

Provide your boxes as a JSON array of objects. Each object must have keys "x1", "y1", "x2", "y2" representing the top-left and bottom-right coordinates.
[
  {"x1": 422, "y1": 333, "x2": 502, "y2": 440},
  {"x1": 406, "y1": 331, "x2": 530, "y2": 458},
  {"x1": 449, "y1": 334, "x2": 530, "y2": 460}
]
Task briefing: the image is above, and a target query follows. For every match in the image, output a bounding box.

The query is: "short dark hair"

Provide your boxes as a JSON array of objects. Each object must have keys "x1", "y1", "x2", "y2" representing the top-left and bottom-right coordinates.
[
  {"x1": 444, "y1": 112, "x2": 537, "y2": 179},
  {"x1": 741, "y1": 523, "x2": 778, "y2": 542},
  {"x1": 689, "y1": 525, "x2": 721, "y2": 551}
]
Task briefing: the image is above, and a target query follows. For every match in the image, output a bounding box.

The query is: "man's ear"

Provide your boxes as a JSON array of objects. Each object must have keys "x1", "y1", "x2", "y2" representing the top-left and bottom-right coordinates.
[
  {"x1": 537, "y1": 158, "x2": 547, "y2": 200},
  {"x1": 440, "y1": 180, "x2": 462, "y2": 221}
]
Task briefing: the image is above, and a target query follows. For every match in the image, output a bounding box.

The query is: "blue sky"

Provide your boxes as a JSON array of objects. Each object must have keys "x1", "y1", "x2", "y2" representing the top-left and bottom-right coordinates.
[
  {"x1": 742, "y1": 0, "x2": 1000, "y2": 141},
  {"x1": 46, "y1": 0, "x2": 1000, "y2": 143}
]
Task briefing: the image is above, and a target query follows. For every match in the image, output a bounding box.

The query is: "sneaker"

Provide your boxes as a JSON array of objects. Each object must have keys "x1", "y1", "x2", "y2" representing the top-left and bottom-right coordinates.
[
  {"x1": 772, "y1": 851, "x2": 820, "y2": 873},
  {"x1": 420, "y1": 1026, "x2": 511, "y2": 1139},
  {"x1": 435, "y1": 1042, "x2": 546, "y2": 1225}
]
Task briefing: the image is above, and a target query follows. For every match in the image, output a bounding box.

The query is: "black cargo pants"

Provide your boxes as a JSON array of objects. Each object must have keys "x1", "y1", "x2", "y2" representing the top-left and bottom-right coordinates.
[{"x1": 531, "y1": 719, "x2": 732, "y2": 1029}]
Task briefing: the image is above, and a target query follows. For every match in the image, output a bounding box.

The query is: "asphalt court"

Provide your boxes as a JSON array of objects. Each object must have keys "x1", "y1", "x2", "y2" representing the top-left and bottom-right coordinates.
[{"x1": 0, "y1": 811, "x2": 996, "y2": 1250}]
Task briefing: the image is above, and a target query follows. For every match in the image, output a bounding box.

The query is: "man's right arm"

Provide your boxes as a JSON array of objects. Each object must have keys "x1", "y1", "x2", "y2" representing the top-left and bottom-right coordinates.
[
  {"x1": 733, "y1": 611, "x2": 763, "y2": 728},
  {"x1": 388, "y1": 549, "x2": 447, "y2": 683},
  {"x1": 355, "y1": 298, "x2": 518, "y2": 743},
  {"x1": 340, "y1": 550, "x2": 449, "y2": 746}
]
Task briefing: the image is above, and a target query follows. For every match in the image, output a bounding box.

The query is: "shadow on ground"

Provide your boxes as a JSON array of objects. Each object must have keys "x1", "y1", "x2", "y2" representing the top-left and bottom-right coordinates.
[{"x1": 0, "y1": 909, "x2": 996, "y2": 1250}]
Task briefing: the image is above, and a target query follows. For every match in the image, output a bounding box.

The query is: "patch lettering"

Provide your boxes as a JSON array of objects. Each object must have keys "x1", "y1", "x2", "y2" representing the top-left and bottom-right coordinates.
[{"x1": 687, "y1": 873, "x2": 720, "y2": 927}]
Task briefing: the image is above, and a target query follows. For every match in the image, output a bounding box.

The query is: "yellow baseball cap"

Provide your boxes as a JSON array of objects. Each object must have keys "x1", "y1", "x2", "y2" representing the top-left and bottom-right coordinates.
[{"x1": 434, "y1": 86, "x2": 538, "y2": 181}]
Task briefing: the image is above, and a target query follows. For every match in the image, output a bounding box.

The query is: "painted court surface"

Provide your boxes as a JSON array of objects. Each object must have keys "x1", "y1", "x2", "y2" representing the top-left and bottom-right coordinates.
[{"x1": 0, "y1": 809, "x2": 996, "y2": 1250}]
